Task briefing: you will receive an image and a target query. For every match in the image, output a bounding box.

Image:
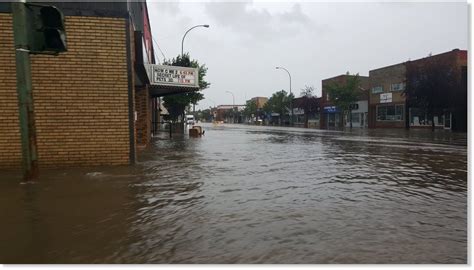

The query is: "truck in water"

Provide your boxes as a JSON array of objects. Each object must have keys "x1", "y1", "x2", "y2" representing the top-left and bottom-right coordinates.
[{"x1": 186, "y1": 115, "x2": 195, "y2": 125}]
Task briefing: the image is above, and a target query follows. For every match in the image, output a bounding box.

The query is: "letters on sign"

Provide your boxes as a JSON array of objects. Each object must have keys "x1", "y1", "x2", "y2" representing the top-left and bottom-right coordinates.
[
  {"x1": 146, "y1": 64, "x2": 199, "y2": 88},
  {"x1": 380, "y1": 93, "x2": 392, "y2": 103}
]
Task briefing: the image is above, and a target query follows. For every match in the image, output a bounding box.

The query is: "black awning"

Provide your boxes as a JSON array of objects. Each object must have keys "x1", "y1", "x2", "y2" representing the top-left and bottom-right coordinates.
[{"x1": 149, "y1": 85, "x2": 199, "y2": 97}]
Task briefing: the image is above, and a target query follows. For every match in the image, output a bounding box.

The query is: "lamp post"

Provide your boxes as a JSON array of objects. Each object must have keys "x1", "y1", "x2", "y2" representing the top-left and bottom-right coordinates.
[
  {"x1": 181, "y1": 24, "x2": 209, "y2": 57},
  {"x1": 225, "y1": 91, "x2": 236, "y2": 123},
  {"x1": 276, "y1": 66, "x2": 293, "y2": 126}
]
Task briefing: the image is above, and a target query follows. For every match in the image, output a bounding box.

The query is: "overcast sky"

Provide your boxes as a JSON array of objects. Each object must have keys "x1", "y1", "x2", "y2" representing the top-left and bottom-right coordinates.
[{"x1": 147, "y1": 1, "x2": 468, "y2": 110}]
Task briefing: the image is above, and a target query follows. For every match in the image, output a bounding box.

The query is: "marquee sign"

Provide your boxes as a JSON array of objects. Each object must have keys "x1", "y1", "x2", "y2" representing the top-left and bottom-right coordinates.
[{"x1": 146, "y1": 64, "x2": 199, "y2": 88}]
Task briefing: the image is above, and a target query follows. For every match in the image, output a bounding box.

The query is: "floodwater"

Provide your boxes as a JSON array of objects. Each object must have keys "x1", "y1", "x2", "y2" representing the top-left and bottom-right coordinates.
[{"x1": 0, "y1": 124, "x2": 467, "y2": 263}]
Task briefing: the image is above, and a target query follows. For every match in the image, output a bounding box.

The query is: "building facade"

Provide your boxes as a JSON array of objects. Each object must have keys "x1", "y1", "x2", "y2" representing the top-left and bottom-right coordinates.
[
  {"x1": 215, "y1": 105, "x2": 245, "y2": 123},
  {"x1": 368, "y1": 63, "x2": 407, "y2": 129},
  {"x1": 320, "y1": 75, "x2": 369, "y2": 129},
  {"x1": 368, "y1": 49, "x2": 467, "y2": 130},
  {"x1": 0, "y1": 1, "x2": 187, "y2": 169},
  {"x1": 250, "y1": 97, "x2": 268, "y2": 109}
]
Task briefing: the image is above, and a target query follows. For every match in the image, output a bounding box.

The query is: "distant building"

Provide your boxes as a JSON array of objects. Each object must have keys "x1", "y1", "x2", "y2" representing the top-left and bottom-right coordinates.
[
  {"x1": 250, "y1": 97, "x2": 268, "y2": 109},
  {"x1": 215, "y1": 105, "x2": 246, "y2": 123},
  {"x1": 320, "y1": 75, "x2": 369, "y2": 129},
  {"x1": 292, "y1": 96, "x2": 321, "y2": 128}
]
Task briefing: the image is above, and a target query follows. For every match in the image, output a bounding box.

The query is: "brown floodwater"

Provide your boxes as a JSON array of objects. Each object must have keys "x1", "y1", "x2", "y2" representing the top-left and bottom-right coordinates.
[{"x1": 0, "y1": 124, "x2": 467, "y2": 263}]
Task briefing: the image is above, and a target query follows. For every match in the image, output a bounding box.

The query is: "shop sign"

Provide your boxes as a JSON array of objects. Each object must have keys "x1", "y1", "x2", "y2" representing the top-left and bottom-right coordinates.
[
  {"x1": 146, "y1": 64, "x2": 199, "y2": 88},
  {"x1": 323, "y1": 106, "x2": 339, "y2": 113},
  {"x1": 380, "y1": 93, "x2": 392, "y2": 103}
]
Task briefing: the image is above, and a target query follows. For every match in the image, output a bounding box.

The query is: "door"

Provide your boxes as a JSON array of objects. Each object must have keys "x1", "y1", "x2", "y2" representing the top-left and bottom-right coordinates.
[
  {"x1": 327, "y1": 114, "x2": 335, "y2": 128},
  {"x1": 444, "y1": 112, "x2": 452, "y2": 130}
]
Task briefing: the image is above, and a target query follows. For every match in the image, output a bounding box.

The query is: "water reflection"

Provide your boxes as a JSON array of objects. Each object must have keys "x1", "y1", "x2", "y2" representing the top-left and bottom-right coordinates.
[{"x1": 0, "y1": 124, "x2": 467, "y2": 263}]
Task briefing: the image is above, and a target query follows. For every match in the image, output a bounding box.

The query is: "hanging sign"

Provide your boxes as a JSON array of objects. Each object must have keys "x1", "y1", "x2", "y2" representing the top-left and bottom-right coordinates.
[{"x1": 146, "y1": 64, "x2": 199, "y2": 88}]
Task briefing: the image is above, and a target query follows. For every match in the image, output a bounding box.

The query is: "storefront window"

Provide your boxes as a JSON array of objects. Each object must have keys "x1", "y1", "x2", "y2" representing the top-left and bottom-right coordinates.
[
  {"x1": 410, "y1": 108, "x2": 444, "y2": 126},
  {"x1": 376, "y1": 104, "x2": 404, "y2": 121},
  {"x1": 351, "y1": 112, "x2": 360, "y2": 123}
]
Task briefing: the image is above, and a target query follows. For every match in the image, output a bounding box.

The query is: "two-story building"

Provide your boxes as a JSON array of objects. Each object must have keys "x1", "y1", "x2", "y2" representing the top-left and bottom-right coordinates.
[
  {"x1": 320, "y1": 74, "x2": 369, "y2": 129},
  {"x1": 368, "y1": 49, "x2": 467, "y2": 130}
]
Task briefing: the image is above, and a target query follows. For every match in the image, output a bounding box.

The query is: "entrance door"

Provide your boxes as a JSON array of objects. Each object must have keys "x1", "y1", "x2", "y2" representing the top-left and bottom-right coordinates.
[
  {"x1": 327, "y1": 114, "x2": 335, "y2": 128},
  {"x1": 444, "y1": 112, "x2": 452, "y2": 130}
]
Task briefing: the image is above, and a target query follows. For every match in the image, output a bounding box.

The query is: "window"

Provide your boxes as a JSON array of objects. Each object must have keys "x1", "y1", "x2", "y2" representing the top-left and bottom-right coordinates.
[
  {"x1": 326, "y1": 93, "x2": 330, "y2": 101},
  {"x1": 391, "y1": 82, "x2": 405, "y2": 91},
  {"x1": 371, "y1": 86, "x2": 383, "y2": 94},
  {"x1": 376, "y1": 104, "x2": 404, "y2": 121},
  {"x1": 351, "y1": 112, "x2": 360, "y2": 123}
]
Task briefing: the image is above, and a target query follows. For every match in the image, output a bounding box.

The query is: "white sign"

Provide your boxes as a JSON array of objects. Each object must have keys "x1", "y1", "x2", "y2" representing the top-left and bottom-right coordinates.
[
  {"x1": 146, "y1": 64, "x2": 199, "y2": 88},
  {"x1": 380, "y1": 93, "x2": 392, "y2": 103}
]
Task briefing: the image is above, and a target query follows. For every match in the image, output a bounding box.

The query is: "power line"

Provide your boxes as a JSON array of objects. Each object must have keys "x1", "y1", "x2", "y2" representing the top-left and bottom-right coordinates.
[{"x1": 152, "y1": 36, "x2": 167, "y2": 63}]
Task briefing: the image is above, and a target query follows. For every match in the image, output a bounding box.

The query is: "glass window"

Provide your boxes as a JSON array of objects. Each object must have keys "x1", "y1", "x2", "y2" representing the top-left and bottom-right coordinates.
[
  {"x1": 372, "y1": 86, "x2": 383, "y2": 94},
  {"x1": 391, "y1": 82, "x2": 405, "y2": 91},
  {"x1": 351, "y1": 112, "x2": 360, "y2": 123},
  {"x1": 376, "y1": 104, "x2": 404, "y2": 121}
]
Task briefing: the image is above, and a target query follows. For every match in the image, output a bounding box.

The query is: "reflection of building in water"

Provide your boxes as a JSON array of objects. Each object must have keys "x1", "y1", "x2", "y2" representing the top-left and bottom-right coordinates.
[{"x1": 368, "y1": 49, "x2": 467, "y2": 131}]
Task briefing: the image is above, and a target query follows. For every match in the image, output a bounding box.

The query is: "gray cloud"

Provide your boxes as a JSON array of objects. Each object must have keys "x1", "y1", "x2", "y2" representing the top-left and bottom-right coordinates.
[
  {"x1": 148, "y1": 1, "x2": 467, "y2": 109},
  {"x1": 204, "y1": 2, "x2": 314, "y2": 42}
]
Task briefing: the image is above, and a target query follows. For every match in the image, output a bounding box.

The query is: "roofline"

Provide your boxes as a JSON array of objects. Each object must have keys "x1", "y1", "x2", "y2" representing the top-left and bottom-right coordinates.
[
  {"x1": 322, "y1": 74, "x2": 369, "y2": 82},
  {"x1": 369, "y1": 48, "x2": 467, "y2": 73}
]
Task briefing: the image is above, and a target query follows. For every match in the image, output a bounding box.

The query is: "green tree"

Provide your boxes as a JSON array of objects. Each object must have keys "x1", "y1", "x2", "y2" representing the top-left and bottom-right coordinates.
[
  {"x1": 326, "y1": 73, "x2": 361, "y2": 128},
  {"x1": 199, "y1": 109, "x2": 212, "y2": 122},
  {"x1": 162, "y1": 53, "x2": 210, "y2": 122},
  {"x1": 297, "y1": 85, "x2": 319, "y2": 128},
  {"x1": 243, "y1": 99, "x2": 257, "y2": 122},
  {"x1": 263, "y1": 90, "x2": 294, "y2": 125},
  {"x1": 405, "y1": 56, "x2": 462, "y2": 131}
]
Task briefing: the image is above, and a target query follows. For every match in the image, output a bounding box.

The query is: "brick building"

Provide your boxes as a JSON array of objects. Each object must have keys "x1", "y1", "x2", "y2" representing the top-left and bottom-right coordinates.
[
  {"x1": 368, "y1": 63, "x2": 407, "y2": 128},
  {"x1": 0, "y1": 1, "x2": 188, "y2": 169},
  {"x1": 250, "y1": 96, "x2": 268, "y2": 109},
  {"x1": 368, "y1": 49, "x2": 467, "y2": 130},
  {"x1": 320, "y1": 74, "x2": 369, "y2": 129},
  {"x1": 215, "y1": 105, "x2": 245, "y2": 123}
]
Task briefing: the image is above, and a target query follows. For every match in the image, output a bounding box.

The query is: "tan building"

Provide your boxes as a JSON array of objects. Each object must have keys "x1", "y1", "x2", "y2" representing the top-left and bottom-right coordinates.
[
  {"x1": 368, "y1": 63, "x2": 407, "y2": 128},
  {"x1": 0, "y1": 2, "x2": 194, "y2": 169},
  {"x1": 250, "y1": 96, "x2": 268, "y2": 109}
]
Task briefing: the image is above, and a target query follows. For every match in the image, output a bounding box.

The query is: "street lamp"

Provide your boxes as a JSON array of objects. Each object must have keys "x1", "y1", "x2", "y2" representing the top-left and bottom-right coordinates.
[
  {"x1": 276, "y1": 66, "x2": 293, "y2": 126},
  {"x1": 181, "y1": 24, "x2": 209, "y2": 57},
  {"x1": 225, "y1": 91, "x2": 236, "y2": 123}
]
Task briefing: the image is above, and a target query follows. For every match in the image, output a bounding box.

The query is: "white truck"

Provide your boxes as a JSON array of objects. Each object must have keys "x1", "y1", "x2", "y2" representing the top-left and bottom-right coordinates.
[{"x1": 186, "y1": 115, "x2": 195, "y2": 125}]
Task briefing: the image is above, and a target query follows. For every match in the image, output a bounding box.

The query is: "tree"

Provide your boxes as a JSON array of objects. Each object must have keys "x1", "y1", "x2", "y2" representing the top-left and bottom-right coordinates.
[
  {"x1": 242, "y1": 99, "x2": 257, "y2": 123},
  {"x1": 405, "y1": 55, "x2": 462, "y2": 131},
  {"x1": 162, "y1": 53, "x2": 210, "y2": 122},
  {"x1": 325, "y1": 74, "x2": 361, "y2": 129},
  {"x1": 297, "y1": 85, "x2": 319, "y2": 128},
  {"x1": 263, "y1": 90, "x2": 294, "y2": 125},
  {"x1": 199, "y1": 109, "x2": 212, "y2": 122}
]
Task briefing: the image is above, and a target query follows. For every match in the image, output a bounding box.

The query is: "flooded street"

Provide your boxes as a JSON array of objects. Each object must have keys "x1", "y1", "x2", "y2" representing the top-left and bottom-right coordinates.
[{"x1": 0, "y1": 124, "x2": 467, "y2": 263}]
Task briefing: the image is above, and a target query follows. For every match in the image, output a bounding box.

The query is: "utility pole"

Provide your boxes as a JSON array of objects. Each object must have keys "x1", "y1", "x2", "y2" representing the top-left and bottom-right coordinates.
[{"x1": 12, "y1": 1, "x2": 39, "y2": 182}]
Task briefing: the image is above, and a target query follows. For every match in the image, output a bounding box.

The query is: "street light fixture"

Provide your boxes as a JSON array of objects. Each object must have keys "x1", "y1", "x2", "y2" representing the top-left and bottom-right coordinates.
[
  {"x1": 275, "y1": 66, "x2": 293, "y2": 126},
  {"x1": 181, "y1": 24, "x2": 210, "y2": 57}
]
